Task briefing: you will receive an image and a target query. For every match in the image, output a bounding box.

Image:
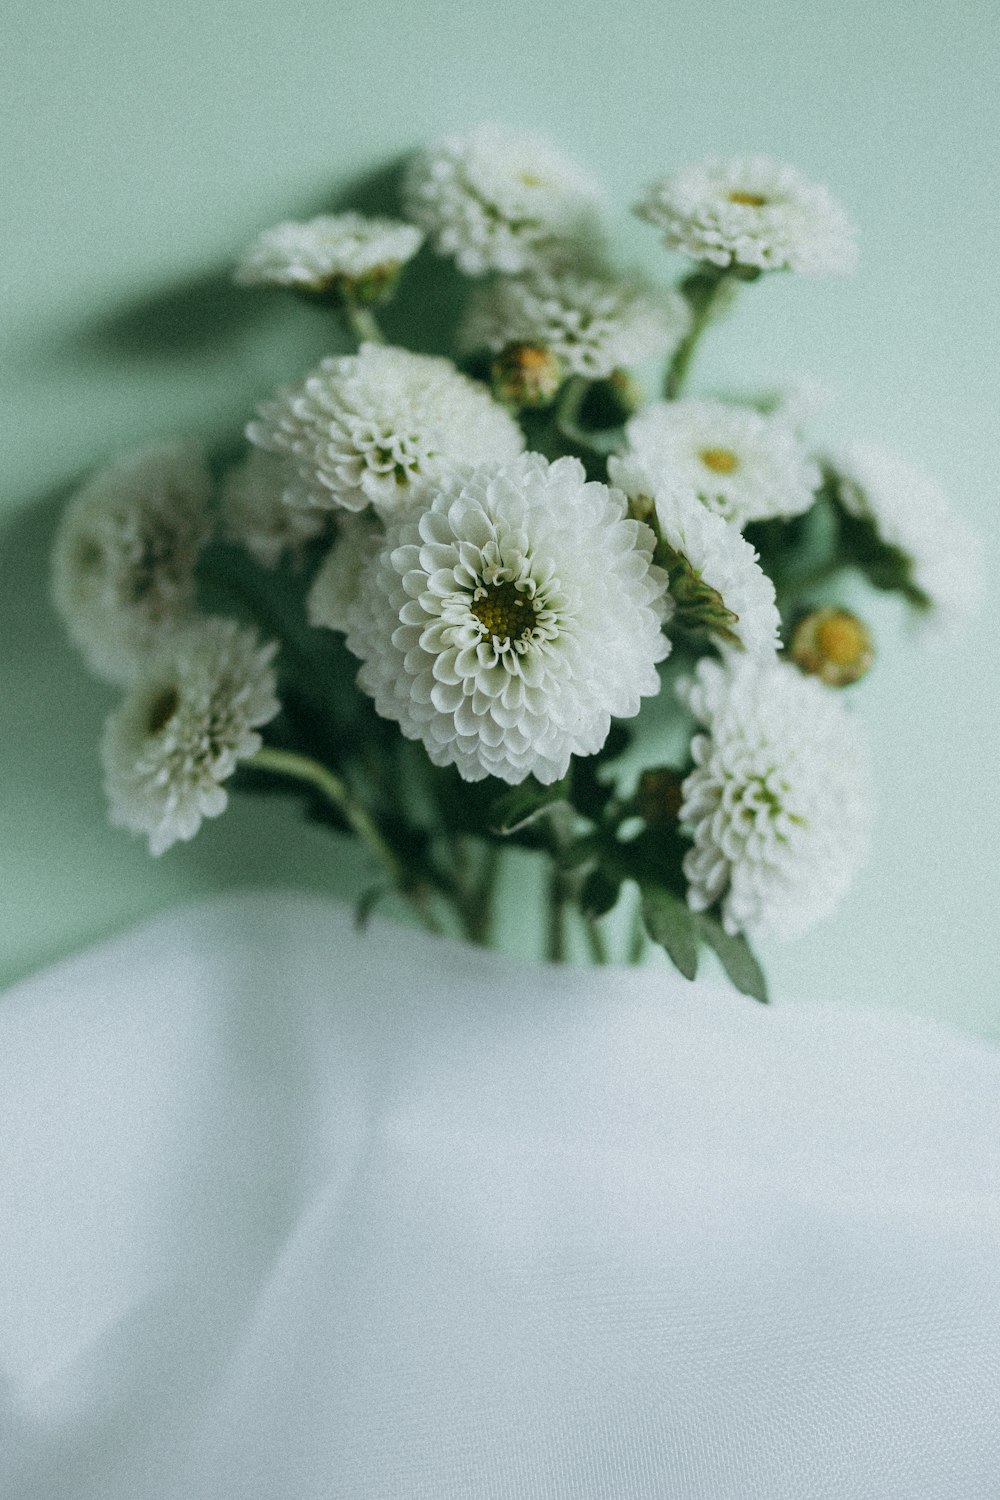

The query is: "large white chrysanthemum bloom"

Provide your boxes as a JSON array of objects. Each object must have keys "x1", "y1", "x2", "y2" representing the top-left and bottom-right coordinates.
[
  {"x1": 344, "y1": 454, "x2": 669, "y2": 785},
  {"x1": 625, "y1": 399, "x2": 820, "y2": 528},
  {"x1": 234, "y1": 213, "x2": 423, "y2": 295},
  {"x1": 247, "y1": 343, "x2": 525, "y2": 517},
  {"x1": 461, "y1": 269, "x2": 690, "y2": 380},
  {"x1": 403, "y1": 125, "x2": 602, "y2": 277},
  {"x1": 834, "y1": 443, "x2": 984, "y2": 628},
  {"x1": 307, "y1": 516, "x2": 385, "y2": 635},
  {"x1": 51, "y1": 443, "x2": 212, "y2": 685},
  {"x1": 678, "y1": 655, "x2": 871, "y2": 939},
  {"x1": 102, "y1": 617, "x2": 280, "y2": 856},
  {"x1": 222, "y1": 449, "x2": 327, "y2": 568},
  {"x1": 609, "y1": 456, "x2": 780, "y2": 656},
  {"x1": 635, "y1": 157, "x2": 858, "y2": 275}
]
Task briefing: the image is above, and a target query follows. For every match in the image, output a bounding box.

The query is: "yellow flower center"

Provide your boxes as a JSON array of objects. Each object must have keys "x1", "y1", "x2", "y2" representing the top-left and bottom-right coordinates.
[
  {"x1": 519, "y1": 172, "x2": 545, "y2": 188},
  {"x1": 816, "y1": 613, "x2": 868, "y2": 666},
  {"x1": 471, "y1": 581, "x2": 537, "y2": 644},
  {"x1": 728, "y1": 191, "x2": 768, "y2": 207},
  {"x1": 146, "y1": 686, "x2": 180, "y2": 734},
  {"x1": 699, "y1": 447, "x2": 740, "y2": 474}
]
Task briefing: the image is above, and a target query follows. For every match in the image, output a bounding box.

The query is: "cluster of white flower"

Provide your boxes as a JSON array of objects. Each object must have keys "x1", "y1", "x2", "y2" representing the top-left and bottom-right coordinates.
[
  {"x1": 234, "y1": 213, "x2": 423, "y2": 295},
  {"x1": 102, "y1": 617, "x2": 280, "y2": 855},
  {"x1": 51, "y1": 443, "x2": 212, "y2": 684},
  {"x1": 461, "y1": 269, "x2": 690, "y2": 380},
  {"x1": 834, "y1": 443, "x2": 984, "y2": 628},
  {"x1": 342, "y1": 454, "x2": 668, "y2": 785},
  {"x1": 679, "y1": 654, "x2": 872, "y2": 939},
  {"x1": 247, "y1": 343, "x2": 524, "y2": 516},
  {"x1": 635, "y1": 157, "x2": 858, "y2": 276},
  {"x1": 625, "y1": 399, "x2": 820, "y2": 528},
  {"x1": 404, "y1": 124, "x2": 602, "y2": 276}
]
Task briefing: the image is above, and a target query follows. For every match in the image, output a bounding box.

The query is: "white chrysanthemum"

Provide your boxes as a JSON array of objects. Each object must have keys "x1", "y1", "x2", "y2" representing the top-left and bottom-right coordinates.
[
  {"x1": 222, "y1": 449, "x2": 327, "y2": 568},
  {"x1": 609, "y1": 456, "x2": 780, "y2": 656},
  {"x1": 51, "y1": 443, "x2": 212, "y2": 685},
  {"x1": 834, "y1": 442, "x2": 984, "y2": 627},
  {"x1": 102, "y1": 617, "x2": 280, "y2": 856},
  {"x1": 345, "y1": 454, "x2": 668, "y2": 785},
  {"x1": 404, "y1": 124, "x2": 602, "y2": 277},
  {"x1": 234, "y1": 213, "x2": 423, "y2": 292},
  {"x1": 247, "y1": 343, "x2": 525, "y2": 517},
  {"x1": 461, "y1": 269, "x2": 690, "y2": 379},
  {"x1": 636, "y1": 157, "x2": 858, "y2": 275},
  {"x1": 678, "y1": 655, "x2": 871, "y2": 940},
  {"x1": 625, "y1": 399, "x2": 820, "y2": 527},
  {"x1": 308, "y1": 516, "x2": 385, "y2": 634}
]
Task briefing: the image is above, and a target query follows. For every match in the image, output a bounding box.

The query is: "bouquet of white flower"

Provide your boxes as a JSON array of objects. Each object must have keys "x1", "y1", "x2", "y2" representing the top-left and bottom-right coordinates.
[{"x1": 51, "y1": 125, "x2": 983, "y2": 999}]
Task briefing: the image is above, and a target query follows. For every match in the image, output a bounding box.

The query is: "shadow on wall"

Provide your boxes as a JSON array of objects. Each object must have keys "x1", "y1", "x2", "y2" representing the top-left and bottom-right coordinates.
[{"x1": 51, "y1": 158, "x2": 469, "y2": 368}]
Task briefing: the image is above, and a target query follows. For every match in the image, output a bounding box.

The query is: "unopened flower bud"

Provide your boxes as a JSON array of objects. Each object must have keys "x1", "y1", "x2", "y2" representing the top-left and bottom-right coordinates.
[
  {"x1": 791, "y1": 607, "x2": 874, "y2": 686},
  {"x1": 491, "y1": 343, "x2": 564, "y2": 408},
  {"x1": 636, "y1": 766, "x2": 685, "y2": 827}
]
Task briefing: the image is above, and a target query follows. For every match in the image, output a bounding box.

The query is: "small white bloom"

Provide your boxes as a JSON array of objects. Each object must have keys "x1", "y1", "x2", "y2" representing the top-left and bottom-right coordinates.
[
  {"x1": 307, "y1": 516, "x2": 385, "y2": 634},
  {"x1": 461, "y1": 268, "x2": 690, "y2": 380},
  {"x1": 234, "y1": 213, "x2": 423, "y2": 294},
  {"x1": 345, "y1": 454, "x2": 668, "y2": 785},
  {"x1": 636, "y1": 157, "x2": 858, "y2": 275},
  {"x1": 404, "y1": 124, "x2": 602, "y2": 277},
  {"x1": 102, "y1": 617, "x2": 280, "y2": 856},
  {"x1": 625, "y1": 398, "x2": 820, "y2": 528},
  {"x1": 609, "y1": 456, "x2": 780, "y2": 656},
  {"x1": 51, "y1": 443, "x2": 212, "y2": 685},
  {"x1": 222, "y1": 449, "x2": 327, "y2": 568},
  {"x1": 834, "y1": 442, "x2": 984, "y2": 628},
  {"x1": 678, "y1": 654, "x2": 871, "y2": 940},
  {"x1": 247, "y1": 343, "x2": 525, "y2": 517}
]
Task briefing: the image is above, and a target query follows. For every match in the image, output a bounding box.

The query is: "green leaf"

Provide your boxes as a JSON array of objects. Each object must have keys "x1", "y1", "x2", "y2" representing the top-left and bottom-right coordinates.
[
  {"x1": 695, "y1": 913, "x2": 769, "y2": 1003},
  {"x1": 354, "y1": 884, "x2": 389, "y2": 932},
  {"x1": 641, "y1": 886, "x2": 699, "y2": 981},
  {"x1": 490, "y1": 775, "x2": 571, "y2": 835},
  {"x1": 580, "y1": 868, "x2": 622, "y2": 919}
]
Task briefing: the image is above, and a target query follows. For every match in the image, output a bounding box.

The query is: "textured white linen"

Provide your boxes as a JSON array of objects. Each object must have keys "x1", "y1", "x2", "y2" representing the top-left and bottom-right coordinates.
[{"x1": 1, "y1": 891, "x2": 999, "y2": 1499}]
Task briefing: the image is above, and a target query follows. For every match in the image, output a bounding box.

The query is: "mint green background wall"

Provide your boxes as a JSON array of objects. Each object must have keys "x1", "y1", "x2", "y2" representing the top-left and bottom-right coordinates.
[{"x1": 3, "y1": 0, "x2": 998, "y2": 1030}]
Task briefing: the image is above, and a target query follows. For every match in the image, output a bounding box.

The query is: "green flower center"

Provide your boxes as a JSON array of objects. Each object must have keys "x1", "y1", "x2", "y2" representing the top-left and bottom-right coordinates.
[
  {"x1": 700, "y1": 446, "x2": 740, "y2": 475},
  {"x1": 728, "y1": 191, "x2": 768, "y2": 208}
]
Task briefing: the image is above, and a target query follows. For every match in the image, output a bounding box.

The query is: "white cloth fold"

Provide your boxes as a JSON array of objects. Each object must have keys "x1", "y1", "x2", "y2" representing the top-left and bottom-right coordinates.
[{"x1": 2, "y1": 891, "x2": 998, "y2": 1498}]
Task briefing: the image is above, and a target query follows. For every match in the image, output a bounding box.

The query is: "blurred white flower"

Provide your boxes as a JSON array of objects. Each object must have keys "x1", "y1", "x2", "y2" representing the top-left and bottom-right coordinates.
[
  {"x1": 345, "y1": 454, "x2": 668, "y2": 785},
  {"x1": 102, "y1": 617, "x2": 280, "y2": 856},
  {"x1": 609, "y1": 456, "x2": 780, "y2": 656},
  {"x1": 835, "y1": 442, "x2": 984, "y2": 628},
  {"x1": 234, "y1": 213, "x2": 423, "y2": 296},
  {"x1": 636, "y1": 157, "x2": 857, "y2": 275},
  {"x1": 51, "y1": 443, "x2": 212, "y2": 685},
  {"x1": 679, "y1": 654, "x2": 872, "y2": 939},
  {"x1": 461, "y1": 268, "x2": 690, "y2": 380},
  {"x1": 626, "y1": 398, "x2": 820, "y2": 528},
  {"x1": 307, "y1": 516, "x2": 384, "y2": 635},
  {"x1": 222, "y1": 449, "x2": 326, "y2": 568},
  {"x1": 404, "y1": 124, "x2": 602, "y2": 276},
  {"x1": 247, "y1": 343, "x2": 524, "y2": 516}
]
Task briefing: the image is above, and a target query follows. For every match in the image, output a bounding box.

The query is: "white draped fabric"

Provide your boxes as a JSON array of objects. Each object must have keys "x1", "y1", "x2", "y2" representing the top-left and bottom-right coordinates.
[{"x1": 2, "y1": 891, "x2": 998, "y2": 1498}]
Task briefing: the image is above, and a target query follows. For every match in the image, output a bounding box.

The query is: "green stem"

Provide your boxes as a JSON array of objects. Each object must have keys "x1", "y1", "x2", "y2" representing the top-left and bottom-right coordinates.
[
  {"x1": 546, "y1": 864, "x2": 568, "y2": 963},
  {"x1": 664, "y1": 270, "x2": 733, "y2": 400},
  {"x1": 584, "y1": 912, "x2": 609, "y2": 966},
  {"x1": 250, "y1": 745, "x2": 443, "y2": 934},
  {"x1": 343, "y1": 300, "x2": 384, "y2": 346}
]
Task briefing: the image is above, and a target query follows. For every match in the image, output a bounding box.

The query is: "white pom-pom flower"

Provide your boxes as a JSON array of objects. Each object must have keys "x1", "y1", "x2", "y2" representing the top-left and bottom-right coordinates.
[
  {"x1": 308, "y1": 516, "x2": 385, "y2": 635},
  {"x1": 609, "y1": 456, "x2": 780, "y2": 656},
  {"x1": 834, "y1": 442, "x2": 984, "y2": 628},
  {"x1": 102, "y1": 617, "x2": 280, "y2": 856},
  {"x1": 234, "y1": 213, "x2": 423, "y2": 295},
  {"x1": 678, "y1": 654, "x2": 872, "y2": 940},
  {"x1": 636, "y1": 157, "x2": 857, "y2": 275},
  {"x1": 404, "y1": 124, "x2": 602, "y2": 277},
  {"x1": 625, "y1": 399, "x2": 820, "y2": 528},
  {"x1": 344, "y1": 454, "x2": 669, "y2": 785},
  {"x1": 461, "y1": 268, "x2": 690, "y2": 380},
  {"x1": 222, "y1": 449, "x2": 327, "y2": 568},
  {"x1": 247, "y1": 343, "x2": 524, "y2": 517},
  {"x1": 51, "y1": 443, "x2": 212, "y2": 685}
]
